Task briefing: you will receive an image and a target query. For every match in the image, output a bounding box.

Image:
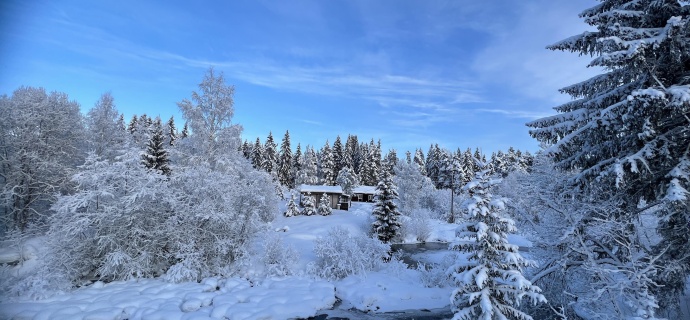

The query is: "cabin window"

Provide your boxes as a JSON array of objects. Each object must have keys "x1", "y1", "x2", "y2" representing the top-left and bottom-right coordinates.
[
  {"x1": 368, "y1": 194, "x2": 373, "y2": 201},
  {"x1": 357, "y1": 194, "x2": 362, "y2": 201}
]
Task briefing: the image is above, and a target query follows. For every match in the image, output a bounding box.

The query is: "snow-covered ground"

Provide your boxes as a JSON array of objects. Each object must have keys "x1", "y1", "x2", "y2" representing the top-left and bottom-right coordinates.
[{"x1": 0, "y1": 202, "x2": 525, "y2": 319}]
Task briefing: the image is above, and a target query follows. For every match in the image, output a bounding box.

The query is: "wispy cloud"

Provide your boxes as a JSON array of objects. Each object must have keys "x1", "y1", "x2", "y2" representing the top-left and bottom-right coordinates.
[
  {"x1": 300, "y1": 119, "x2": 324, "y2": 126},
  {"x1": 475, "y1": 108, "x2": 551, "y2": 120}
]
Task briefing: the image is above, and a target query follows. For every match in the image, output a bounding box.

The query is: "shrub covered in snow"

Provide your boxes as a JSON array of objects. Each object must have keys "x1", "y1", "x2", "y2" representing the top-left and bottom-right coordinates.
[
  {"x1": 416, "y1": 253, "x2": 456, "y2": 288},
  {"x1": 284, "y1": 194, "x2": 300, "y2": 217},
  {"x1": 310, "y1": 226, "x2": 389, "y2": 280},
  {"x1": 301, "y1": 195, "x2": 316, "y2": 216},
  {"x1": 260, "y1": 233, "x2": 299, "y2": 277},
  {"x1": 399, "y1": 208, "x2": 433, "y2": 242},
  {"x1": 317, "y1": 195, "x2": 332, "y2": 216}
]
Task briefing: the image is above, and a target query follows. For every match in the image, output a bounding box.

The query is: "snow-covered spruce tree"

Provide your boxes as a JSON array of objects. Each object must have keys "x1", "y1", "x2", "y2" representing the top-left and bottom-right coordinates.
[
  {"x1": 285, "y1": 193, "x2": 300, "y2": 217},
  {"x1": 336, "y1": 166, "x2": 359, "y2": 198},
  {"x1": 251, "y1": 137, "x2": 264, "y2": 169},
  {"x1": 414, "y1": 148, "x2": 427, "y2": 176},
  {"x1": 240, "y1": 139, "x2": 251, "y2": 160},
  {"x1": 166, "y1": 116, "x2": 177, "y2": 146},
  {"x1": 319, "y1": 140, "x2": 335, "y2": 185},
  {"x1": 141, "y1": 117, "x2": 171, "y2": 176},
  {"x1": 301, "y1": 194, "x2": 316, "y2": 216},
  {"x1": 360, "y1": 140, "x2": 382, "y2": 186},
  {"x1": 332, "y1": 135, "x2": 344, "y2": 175},
  {"x1": 527, "y1": 1, "x2": 690, "y2": 313},
  {"x1": 296, "y1": 146, "x2": 319, "y2": 185},
  {"x1": 263, "y1": 131, "x2": 278, "y2": 176},
  {"x1": 372, "y1": 168, "x2": 402, "y2": 243},
  {"x1": 291, "y1": 143, "x2": 302, "y2": 186},
  {"x1": 130, "y1": 114, "x2": 152, "y2": 149},
  {"x1": 127, "y1": 115, "x2": 138, "y2": 135},
  {"x1": 498, "y1": 153, "x2": 668, "y2": 319},
  {"x1": 180, "y1": 121, "x2": 189, "y2": 139},
  {"x1": 278, "y1": 130, "x2": 293, "y2": 188},
  {"x1": 343, "y1": 134, "x2": 358, "y2": 171},
  {"x1": 384, "y1": 149, "x2": 398, "y2": 175},
  {"x1": 318, "y1": 194, "x2": 332, "y2": 216},
  {"x1": 449, "y1": 168, "x2": 545, "y2": 320}
]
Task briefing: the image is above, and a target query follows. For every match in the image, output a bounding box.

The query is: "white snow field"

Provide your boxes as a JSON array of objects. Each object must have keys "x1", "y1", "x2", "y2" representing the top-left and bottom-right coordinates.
[{"x1": 0, "y1": 202, "x2": 531, "y2": 319}]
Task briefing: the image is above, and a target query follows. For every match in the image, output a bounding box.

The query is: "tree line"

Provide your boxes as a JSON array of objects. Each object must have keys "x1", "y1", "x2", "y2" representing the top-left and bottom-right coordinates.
[{"x1": 243, "y1": 130, "x2": 534, "y2": 190}]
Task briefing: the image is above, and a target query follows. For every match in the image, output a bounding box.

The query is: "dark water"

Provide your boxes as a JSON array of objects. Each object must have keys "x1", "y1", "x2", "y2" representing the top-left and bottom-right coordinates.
[
  {"x1": 311, "y1": 307, "x2": 453, "y2": 320},
  {"x1": 391, "y1": 242, "x2": 450, "y2": 269}
]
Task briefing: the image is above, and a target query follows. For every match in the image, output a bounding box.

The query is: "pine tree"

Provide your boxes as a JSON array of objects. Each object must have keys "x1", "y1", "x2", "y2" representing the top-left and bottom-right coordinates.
[
  {"x1": 374, "y1": 140, "x2": 382, "y2": 177},
  {"x1": 263, "y1": 132, "x2": 278, "y2": 175},
  {"x1": 437, "y1": 149, "x2": 452, "y2": 189},
  {"x1": 344, "y1": 134, "x2": 358, "y2": 170},
  {"x1": 320, "y1": 140, "x2": 335, "y2": 185},
  {"x1": 241, "y1": 140, "x2": 252, "y2": 160},
  {"x1": 462, "y1": 148, "x2": 475, "y2": 184},
  {"x1": 473, "y1": 148, "x2": 483, "y2": 173},
  {"x1": 292, "y1": 143, "x2": 302, "y2": 187},
  {"x1": 372, "y1": 169, "x2": 401, "y2": 243},
  {"x1": 426, "y1": 144, "x2": 443, "y2": 187},
  {"x1": 496, "y1": 150, "x2": 509, "y2": 178},
  {"x1": 252, "y1": 137, "x2": 264, "y2": 169},
  {"x1": 414, "y1": 148, "x2": 426, "y2": 176},
  {"x1": 117, "y1": 114, "x2": 126, "y2": 131},
  {"x1": 449, "y1": 168, "x2": 545, "y2": 320},
  {"x1": 384, "y1": 149, "x2": 398, "y2": 175},
  {"x1": 180, "y1": 122, "x2": 189, "y2": 139},
  {"x1": 285, "y1": 193, "x2": 300, "y2": 217},
  {"x1": 141, "y1": 117, "x2": 171, "y2": 176},
  {"x1": 336, "y1": 166, "x2": 359, "y2": 197},
  {"x1": 296, "y1": 146, "x2": 319, "y2": 186},
  {"x1": 278, "y1": 130, "x2": 293, "y2": 188},
  {"x1": 318, "y1": 194, "x2": 332, "y2": 216},
  {"x1": 526, "y1": 1, "x2": 690, "y2": 313},
  {"x1": 301, "y1": 194, "x2": 316, "y2": 216},
  {"x1": 131, "y1": 114, "x2": 152, "y2": 148},
  {"x1": 167, "y1": 116, "x2": 177, "y2": 146},
  {"x1": 360, "y1": 145, "x2": 377, "y2": 186},
  {"x1": 128, "y1": 115, "x2": 138, "y2": 135},
  {"x1": 332, "y1": 135, "x2": 344, "y2": 175}
]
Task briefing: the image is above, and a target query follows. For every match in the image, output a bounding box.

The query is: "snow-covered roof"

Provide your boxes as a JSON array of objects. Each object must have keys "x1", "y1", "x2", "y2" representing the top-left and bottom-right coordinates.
[
  {"x1": 353, "y1": 186, "x2": 376, "y2": 194},
  {"x1": 298, "y1": 184, "x2": 343, "y2": 194}
]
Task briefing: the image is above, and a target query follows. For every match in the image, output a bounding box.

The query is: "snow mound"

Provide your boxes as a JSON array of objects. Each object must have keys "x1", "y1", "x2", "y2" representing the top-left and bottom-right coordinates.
[
  {"x1": 336, "y1": 270, "x2": 452, "y2": 313},
  {"x1": 0, "y1": 276, "x2": 336, "y2": 320}
]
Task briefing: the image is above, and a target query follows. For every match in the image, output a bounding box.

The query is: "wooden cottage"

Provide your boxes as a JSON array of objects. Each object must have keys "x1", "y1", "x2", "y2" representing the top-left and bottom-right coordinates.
[
  {"x1": 298, "y1": 185, "x2": 350, "y2": 210},
  {"x1": 352, "y1": 186, "x2": 376, "y2": 203}
]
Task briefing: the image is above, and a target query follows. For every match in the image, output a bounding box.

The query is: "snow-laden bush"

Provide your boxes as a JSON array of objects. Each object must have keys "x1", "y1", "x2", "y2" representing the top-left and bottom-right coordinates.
[
  {"x1": 49, "y1": 151, "x2": 174, "y2": 285},
  {"x1": 310, "y1": 226, "x2": 389, "y2": 280},
  {"x1": 400, "y1": 208, "x2": 432, "y2": 242},
  {"x1": 301, "y1": 195, "x2": 316, "y2": 216},
  {"x1": 317, "y1": 195, "x2": 332, "y2": 216},
  {"x1": 416, "y1": 253, "x2": 456, "y2": 288},
  {"x1": 284, "y1": 194, "x2": 300, "y2": 217},
  {"x1": 260, "y1": 232, "x2": 299, "y2": 277},
  {"x1": 164, "y1": 159, "x2": 278, "y2": 282}
]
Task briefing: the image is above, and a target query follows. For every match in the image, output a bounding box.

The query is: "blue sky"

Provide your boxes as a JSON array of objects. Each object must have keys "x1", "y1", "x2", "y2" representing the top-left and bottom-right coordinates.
[{"x1": 0, "y1": 0, "x2": 598, "y2": 154}]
